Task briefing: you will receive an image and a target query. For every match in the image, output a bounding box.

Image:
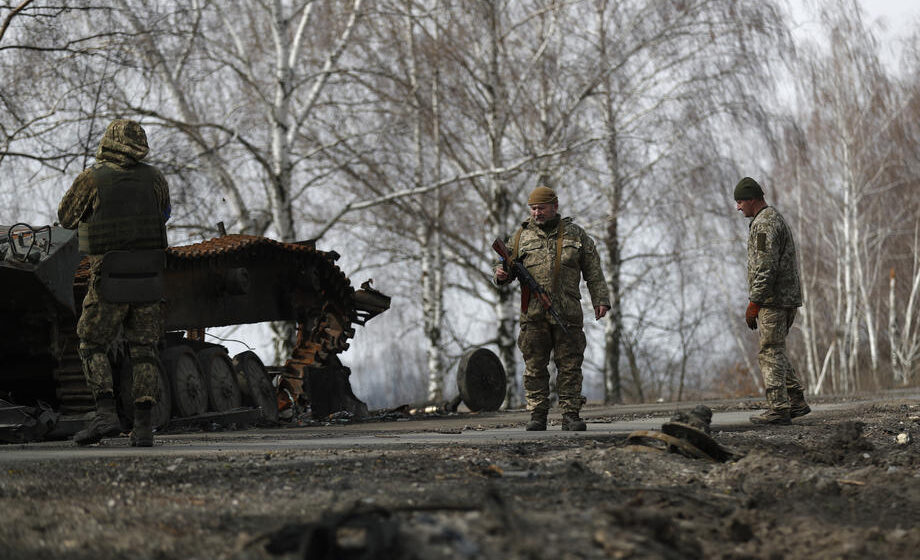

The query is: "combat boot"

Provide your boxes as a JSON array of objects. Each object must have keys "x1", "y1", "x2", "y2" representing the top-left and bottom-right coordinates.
[
  {"x1": 789, "y1": 390, "x2": 811, "y2": 418},
  {"x1": 561, "y1": 412, "x2": 587, "y2": 431},
  {"x1": 74, "y1": 395, "x2": 122, "y2": 445},
  {"x1": 749, "y1": 409, "x2": 791, "y2": 425},
  {"x1": 130, "y1": 402, "x2": 154, "y2": 447},
  {"x1": 790, "y1": 403, "x2": 811, "y2": 418},
  {"x1": 526, "y1": 410, "x2": 548, "y2": 431}
]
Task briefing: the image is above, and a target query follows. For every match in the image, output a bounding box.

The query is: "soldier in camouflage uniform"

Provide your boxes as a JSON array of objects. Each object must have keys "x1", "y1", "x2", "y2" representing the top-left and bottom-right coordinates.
[
  {"x1": 58, "y1": 119, "x2": 171, "y2": 446},
  {"x1": 495, "y1": 186, "x2": 610, "y2": 431},
  {"x1": 735, "y1": 177, "x2": 810, "y2": 425}
]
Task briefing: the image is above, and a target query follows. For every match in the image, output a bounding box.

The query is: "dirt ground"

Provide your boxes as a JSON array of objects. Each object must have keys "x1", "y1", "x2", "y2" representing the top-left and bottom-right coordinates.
[{"x1": 1, "y1": 397, "x2": 919, "y2": 560}]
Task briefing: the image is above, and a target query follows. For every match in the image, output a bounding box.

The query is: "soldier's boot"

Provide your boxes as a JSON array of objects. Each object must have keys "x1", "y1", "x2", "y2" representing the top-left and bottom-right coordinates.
[
  {"x1": 749, "y1": 408, "x2": 791, "y2": 425},
  {"x1": 561, "y1": 412, "x2": 587, "y2": 431},
  {"x1": 525, "y1": 410, "x2": 548, "y2": 431},
  {"x1": 788, "y1": 389, "x2": 811, "y2": 419},
  {"x1": 130, "y1": 402, "x2": 154, "y2": 447},
  {"x1": 74, "y1": 395, "x2": 122, "y2": 446}
]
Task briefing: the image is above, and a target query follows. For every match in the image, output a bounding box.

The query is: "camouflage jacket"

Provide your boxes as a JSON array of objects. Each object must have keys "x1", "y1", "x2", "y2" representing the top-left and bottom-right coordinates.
[
  {"x1": 747, "y1": 206, "x2": 802, "y2": 308},
  {"x1": 496, "y1": 216, "x2": 610, "y2": 325},
  {"x1": 58, "y1": 162, "x2": 170, "y2": 232}
]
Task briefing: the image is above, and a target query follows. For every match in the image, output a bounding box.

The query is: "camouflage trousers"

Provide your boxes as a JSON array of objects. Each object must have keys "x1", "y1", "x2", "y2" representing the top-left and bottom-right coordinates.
[
  {"x1": 518, "y1": 319, "x2": 587, "y2": 415},
  {"x1": 77, "y1": 258, "x2": 162, "y2": 405},
  {"x1": 757, "y1": 306, "x2": 805, "y2": 411}
]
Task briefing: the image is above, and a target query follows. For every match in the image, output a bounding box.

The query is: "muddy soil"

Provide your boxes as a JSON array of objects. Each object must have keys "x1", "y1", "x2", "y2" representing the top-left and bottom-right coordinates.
[{"x1": 1, "y1": 399, "x2": 919, "y2": 560}]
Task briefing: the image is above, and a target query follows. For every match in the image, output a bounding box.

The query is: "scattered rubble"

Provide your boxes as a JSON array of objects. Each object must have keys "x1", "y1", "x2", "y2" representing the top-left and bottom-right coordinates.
[
  {"x1": 0, "y1": 399, "x2": 919, "y2": 560},
  {"x1": 0, "y1": 398, "x2": 58, "y2": 443}
]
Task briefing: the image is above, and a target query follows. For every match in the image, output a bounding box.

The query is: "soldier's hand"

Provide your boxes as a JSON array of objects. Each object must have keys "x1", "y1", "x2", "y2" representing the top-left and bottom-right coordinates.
[
  {"x1": 745, "y1": 302, "x2": 760, "y2": 330},
  {"x1": 595, "y1": 305, "x2": 610, "y2": 320},
  {"x1": 495, "y1": 267, "x2": 510, "y2": 283}
]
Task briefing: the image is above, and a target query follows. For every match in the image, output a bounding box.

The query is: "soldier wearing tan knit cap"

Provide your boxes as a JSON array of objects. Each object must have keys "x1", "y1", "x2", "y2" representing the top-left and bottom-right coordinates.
[
  {"x1": 527, "y1": 185, "x2": 558, "y2": 205},
  {"x1": 494, "y1": 185, "x2": 610, "y2": 431}
]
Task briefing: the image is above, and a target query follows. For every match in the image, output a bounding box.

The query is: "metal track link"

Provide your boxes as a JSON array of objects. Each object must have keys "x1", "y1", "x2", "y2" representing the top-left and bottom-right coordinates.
[{"x1": 52, "y1": 334, "x2": 94, "y2": 415}]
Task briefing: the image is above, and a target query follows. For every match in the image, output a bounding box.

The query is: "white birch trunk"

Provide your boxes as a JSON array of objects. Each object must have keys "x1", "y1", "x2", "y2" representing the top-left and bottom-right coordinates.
[
  {"x1": 891, "y1": 232, "x2": 920, "y2": 385},
  {"x1": 268, "y1": 0, "x2": 296, "y2": 241},
  {"x1": 889, "y1": 268, "x2": 901, "y2": 383},
  {"x1": 404, "y1": 3, "x2": 446, "y2": 402},
  {"x1": 903, "y1": 245, "x2": 920, "y2": 381},
  {"x1": 476, "y1": 1, "x2": 518, "y2": 409},
  {"x1": 794, "y1": 172, "x2": 818, "y2": 393},
  {"x1": 841, "y1": 159, "x2": 859, "y2": 392}
]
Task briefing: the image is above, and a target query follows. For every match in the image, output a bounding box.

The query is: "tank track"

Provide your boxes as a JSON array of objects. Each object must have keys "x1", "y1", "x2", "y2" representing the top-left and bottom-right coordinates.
[
  {"x1": 163, "y1": 234, "x2": 357, "y2": 339},
  {"x1": 51, "y1": 332, "x2": 93, "y2": 415},
  {"x1": 53, "y1": 262, "x2": 93, "y2": 416}
]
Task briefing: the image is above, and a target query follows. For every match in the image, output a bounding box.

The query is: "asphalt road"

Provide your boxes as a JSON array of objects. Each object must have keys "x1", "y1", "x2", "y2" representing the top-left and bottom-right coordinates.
[{"x1": 0, "y1": 397, "x2": 892, "y2": 463}]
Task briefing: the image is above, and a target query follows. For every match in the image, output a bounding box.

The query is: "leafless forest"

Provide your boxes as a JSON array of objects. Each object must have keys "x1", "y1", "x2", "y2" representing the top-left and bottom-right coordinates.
[{"x1": 2, "y1": 0, "x2": 919, "y2": 410}]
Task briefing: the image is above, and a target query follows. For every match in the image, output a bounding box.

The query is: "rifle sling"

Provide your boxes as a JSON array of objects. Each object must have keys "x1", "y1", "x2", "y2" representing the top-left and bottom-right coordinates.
[
  {"x1": 512, "y1": 224, "x2": 565, "y2": 316},
  {"x1": 513, "y1": 227, "x2": 524, "y2": 312},
  {"x1": 552, "y1": 225, "x2": 564, "y2": 296}
]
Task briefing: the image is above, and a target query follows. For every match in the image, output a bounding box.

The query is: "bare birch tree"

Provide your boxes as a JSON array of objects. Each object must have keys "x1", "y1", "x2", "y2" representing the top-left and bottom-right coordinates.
[
  {"x1": 93, "y1": 0, "x2": 367, "y2": 244},
  {"x1": 0, "y1": 2, "x2": 130, "y2": 219},
  {"x1": 582, "y1": 0, "x2": 790, "y2": 403},
  {"x1": 777, "y1": 0, "x2": 913, "y2": 393}
]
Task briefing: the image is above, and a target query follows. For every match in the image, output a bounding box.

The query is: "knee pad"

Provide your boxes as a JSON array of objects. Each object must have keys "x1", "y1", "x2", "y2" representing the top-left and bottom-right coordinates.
[
  {"x1": 79, "y1": 346, "x2": 114, "y2": 397},
  {"x1": 128, "y1": 344, "x2": 158, "y2": 366}
]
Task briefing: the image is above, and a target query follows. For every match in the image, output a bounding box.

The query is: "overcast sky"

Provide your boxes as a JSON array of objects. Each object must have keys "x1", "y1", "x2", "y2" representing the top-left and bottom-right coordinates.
[
  {"x1": 859, "y1": 0, "x2": 920, "y2": 30},
  {"x1": 791, "y1": 1, "x2": 919, "y2": 70},
  {"x1": 860, "y1": 0, "x2": 920, "y2": 48}
]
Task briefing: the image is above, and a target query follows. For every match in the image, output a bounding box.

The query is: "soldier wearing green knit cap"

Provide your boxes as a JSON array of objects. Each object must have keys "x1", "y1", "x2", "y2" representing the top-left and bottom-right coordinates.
[
  {"x1": 494, "y1": 185, "x2": 610, "y2": 431},
  {"x1": 734, "y1": 176, "x2": 810, "y2": 425}
]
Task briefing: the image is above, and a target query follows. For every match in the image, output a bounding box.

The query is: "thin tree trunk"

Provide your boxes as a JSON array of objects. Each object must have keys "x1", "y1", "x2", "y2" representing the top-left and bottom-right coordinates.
[
  {"x1": 889, "y1": 267, "x2": 901, "y2": 384},
  {"x1": 624, "y1": 338, "x2": 644, "y2": 403}
]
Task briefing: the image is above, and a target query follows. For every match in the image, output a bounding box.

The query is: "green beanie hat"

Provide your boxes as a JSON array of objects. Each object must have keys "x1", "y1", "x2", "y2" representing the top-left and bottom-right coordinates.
[
  {"x1": 528, "y1": 186, "x2": 558, "y2": 205},
  {"x1": 734, "y1": 177, "x2": 764, "y2": 201}
]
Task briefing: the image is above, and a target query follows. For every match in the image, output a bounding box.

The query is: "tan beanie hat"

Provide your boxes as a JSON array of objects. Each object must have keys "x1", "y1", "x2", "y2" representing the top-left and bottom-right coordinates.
[{"x1": 527, "y1": 186, "x2": 558, "y2": 205}]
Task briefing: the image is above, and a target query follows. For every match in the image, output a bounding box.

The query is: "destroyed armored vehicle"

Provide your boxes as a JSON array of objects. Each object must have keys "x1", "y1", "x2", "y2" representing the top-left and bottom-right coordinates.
[{"x1": 0, "y1": 222, "x2": 390, "y2": 440}]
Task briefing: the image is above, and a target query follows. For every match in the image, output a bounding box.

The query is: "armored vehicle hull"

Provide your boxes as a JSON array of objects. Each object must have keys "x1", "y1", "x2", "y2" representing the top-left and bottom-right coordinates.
[{"x1": 0, "y1": 223, "x2": 389, "y2": 439}]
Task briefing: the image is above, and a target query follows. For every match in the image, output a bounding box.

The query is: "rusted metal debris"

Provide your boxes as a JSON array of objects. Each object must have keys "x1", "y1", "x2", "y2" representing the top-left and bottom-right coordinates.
[
  {"x1": 625, "y1": 405, "x2": 739, "y2": 462},
  {"x1": 1, "y1": 223, "x2": 391, "y2": 441},
  {"x1": 0, "y1": 398, "x2": 59, "y2": 443},
  {"x1": 263, "y1": 504, "x2": 401, "y2": 559}
]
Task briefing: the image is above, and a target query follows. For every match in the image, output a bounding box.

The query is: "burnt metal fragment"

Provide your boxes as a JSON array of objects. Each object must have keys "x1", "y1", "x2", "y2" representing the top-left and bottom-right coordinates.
[
  {"x1": 265, "y1": 505, "x2": 401, "y2": 559},
  {"x1": 0, "y1": 398, "x2": 59, "y2": 443},
  {"x1": 0, "y1": 225, "x2": 389, "y2": 441},
  {"x1": 626, "y1": 405, "x2": 738, "y2": 462}
]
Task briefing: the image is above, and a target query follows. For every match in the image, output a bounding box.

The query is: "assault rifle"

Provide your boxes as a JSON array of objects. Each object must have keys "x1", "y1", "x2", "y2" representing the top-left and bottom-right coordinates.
[{"x1": 492, "y1": 238, "x2": 569, "y2": 336}]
